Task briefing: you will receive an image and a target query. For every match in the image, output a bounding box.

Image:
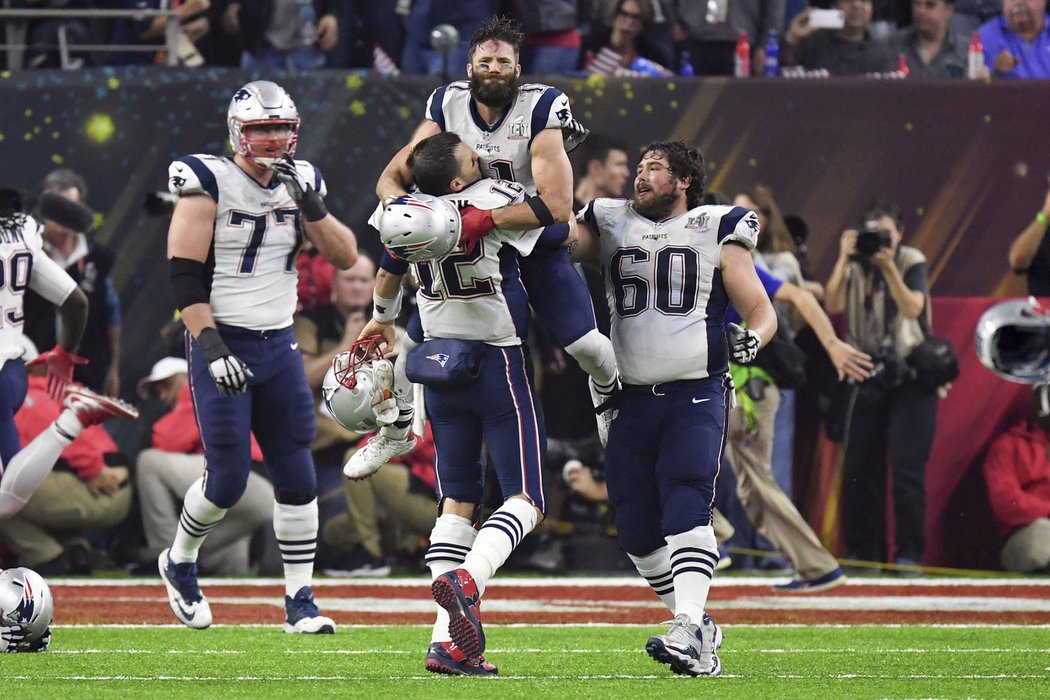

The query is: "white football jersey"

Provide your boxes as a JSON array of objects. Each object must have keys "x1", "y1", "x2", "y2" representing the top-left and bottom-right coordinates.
[
  {"x1": 376, "y1": 179, "x2": 548, "y2": 346},
  {"x1": 168, "y1": 155, "x2": 325, "y2": 330},
  {"x1": 425, "y1": 81, "x2": 574, "y2": 194},
  {"x1": 579, "y1": 200, "x2": 760, "y2": 385},
  {"x1": 0, "y1": 214, "x2": 78, "y2": 362}
]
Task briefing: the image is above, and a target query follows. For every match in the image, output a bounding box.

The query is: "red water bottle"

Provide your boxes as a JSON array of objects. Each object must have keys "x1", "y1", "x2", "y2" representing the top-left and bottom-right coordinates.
[
  {"x1": 734, "y1": 31, "x2": 751, "y2": 77},
  {"x1": 967, "y1": 31, "x2": 984, "y2": 79},
  {"x1": 897, "y1": 53, "x2": 909, "y2": 78}
]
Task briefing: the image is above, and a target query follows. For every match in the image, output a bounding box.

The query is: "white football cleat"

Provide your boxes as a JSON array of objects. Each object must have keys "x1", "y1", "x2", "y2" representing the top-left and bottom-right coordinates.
[{"x1": 343, "y1": 434, "x2": 416, "y2": 480}]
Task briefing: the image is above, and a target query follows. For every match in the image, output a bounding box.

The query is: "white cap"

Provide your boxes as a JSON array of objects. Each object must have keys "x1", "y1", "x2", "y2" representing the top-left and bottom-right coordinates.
[{"x1": 137, "y1": 357, "x2": 188, "y2": 399}]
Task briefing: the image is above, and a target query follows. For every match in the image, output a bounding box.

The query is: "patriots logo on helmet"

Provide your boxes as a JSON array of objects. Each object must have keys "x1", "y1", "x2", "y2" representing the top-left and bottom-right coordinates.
[
  {"x1": 13, "y1": 577, "x2": 33, "y2": 623},
  {"x1": 389, "y1": 238, "x2": 438, "y2": 261},
  {"x1": 427, "y1": 353, "x2": 450, "y2": 368},
  {"x1": 233, "y1": 88, "x2": 252, "y2": 102}
]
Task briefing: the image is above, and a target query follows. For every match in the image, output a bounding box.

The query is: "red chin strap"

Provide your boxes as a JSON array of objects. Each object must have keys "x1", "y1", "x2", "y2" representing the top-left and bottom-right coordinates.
[{"x1": 334, "y1": 335, "x2": 387, "y2": 390}]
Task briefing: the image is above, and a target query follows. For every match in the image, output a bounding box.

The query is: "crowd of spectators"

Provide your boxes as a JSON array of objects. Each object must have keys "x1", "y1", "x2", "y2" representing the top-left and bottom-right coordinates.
[{"x1": 6, "y1": 0, "x2": 1049, "y2": 78}]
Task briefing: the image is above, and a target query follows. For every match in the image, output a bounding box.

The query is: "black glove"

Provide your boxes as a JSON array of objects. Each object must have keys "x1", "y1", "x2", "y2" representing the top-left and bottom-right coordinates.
[
  {"x1": 270, "y1": 153, "x2": 328, "y2": 222},
  {"x1": 727, "y1": 322, "x2": 762, "y2": 364},
  {"x1": 198, "y1": 327, "x2": 253, "y2": 397},
  {"x1": 0, "y1": 620, "x2": 28, "y2": 652},
  {"x1": 562, "y1": 118, "x2": 590, "y2": 154},
  {"x1": 21, "y1": 626, "x2": 50, "y2": 652}
]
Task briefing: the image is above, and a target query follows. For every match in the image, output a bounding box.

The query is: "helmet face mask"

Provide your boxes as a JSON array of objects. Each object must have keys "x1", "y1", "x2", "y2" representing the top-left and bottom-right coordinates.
[
  {"x1": 378, "y1": 193, "x2": 462, "y2": 263},
  {"x1": 975, "y1": 298, "x2": 1050, "y2": 383},
  {"x1": 227, "y1": 81, "x2": 300, "y2": 168},
  {"x1": 0, "y1": 567, "x2": 53, "y2": 645},
  {"x1": 322, "y1": 336, "x2": 390, "y2": 433}
]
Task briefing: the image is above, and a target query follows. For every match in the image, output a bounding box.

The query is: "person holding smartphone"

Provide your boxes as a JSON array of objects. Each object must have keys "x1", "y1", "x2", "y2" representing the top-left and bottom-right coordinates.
[{"x1": 783, "y1": 0, "x2": 896, "y2": 75}]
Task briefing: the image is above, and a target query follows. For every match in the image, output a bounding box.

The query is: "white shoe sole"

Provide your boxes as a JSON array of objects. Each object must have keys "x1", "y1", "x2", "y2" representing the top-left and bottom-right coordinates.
[{"x1": 283, "y1": 616, "x2": 336, "y2": 634}]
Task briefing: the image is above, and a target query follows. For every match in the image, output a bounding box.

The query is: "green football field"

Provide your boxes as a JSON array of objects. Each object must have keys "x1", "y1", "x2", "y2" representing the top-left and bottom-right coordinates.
[{"x1": 6, "y1": 624, "x2": 1049, "y2": 699}]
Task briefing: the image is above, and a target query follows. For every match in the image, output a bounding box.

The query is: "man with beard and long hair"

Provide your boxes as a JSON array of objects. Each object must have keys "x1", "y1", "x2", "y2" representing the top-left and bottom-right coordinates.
[
  {"x1": 360, "y1": 15, "x2": 619, "y2": 479},
  {"x1": 572, "y1": 141, "x2": 777, "y2": 677}
]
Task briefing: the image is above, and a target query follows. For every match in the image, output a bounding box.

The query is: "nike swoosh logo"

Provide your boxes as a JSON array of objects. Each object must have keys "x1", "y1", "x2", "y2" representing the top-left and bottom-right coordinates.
[
  {"x1": 290, "y1": 342, "x2": 300, "y2": 350},
  {"x1": 692, "y1": 398, "x2": 709, "y2": 404},
  {"x1": 175, "y1": 601, "x2": 196, "y2": 621}
]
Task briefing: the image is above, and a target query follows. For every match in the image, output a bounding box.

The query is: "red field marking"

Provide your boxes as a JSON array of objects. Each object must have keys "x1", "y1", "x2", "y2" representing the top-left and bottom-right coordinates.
[{"x1": 54, "y1": 580, "x2": 1050, "y2": 627}]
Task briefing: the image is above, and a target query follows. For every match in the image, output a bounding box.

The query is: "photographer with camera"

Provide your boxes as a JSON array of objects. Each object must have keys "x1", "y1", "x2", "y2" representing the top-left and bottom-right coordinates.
[{"x1": 825, "y1": 200, "x2": 939, "y2": 574}]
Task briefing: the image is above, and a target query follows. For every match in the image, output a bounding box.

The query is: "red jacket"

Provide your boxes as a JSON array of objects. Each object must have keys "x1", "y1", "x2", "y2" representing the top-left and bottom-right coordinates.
[
  {"x1": 983, "y1": 419, "x2": 1050, "y2": 533},
  {"x1": 16, "y1": 376, "x2": 117, "y2": 480},
  {"x1": 153, "y1": 384, "x2": 264, "y2": 462}
]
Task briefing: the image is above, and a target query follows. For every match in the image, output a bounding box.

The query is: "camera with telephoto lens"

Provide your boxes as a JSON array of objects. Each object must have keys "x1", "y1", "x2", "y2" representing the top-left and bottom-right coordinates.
[{"x1": 852, "y1": 221, "x2": 892, "y2": 261}]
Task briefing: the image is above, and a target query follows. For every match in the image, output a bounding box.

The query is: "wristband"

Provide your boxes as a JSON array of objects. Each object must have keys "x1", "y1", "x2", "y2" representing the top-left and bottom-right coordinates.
[
  {"x1": 1038, "y1": 212, "x2": 1048, "y2": 227},
  {"x1": 300, "y1": 188, "x2": 328, "y2": 222},
  {"x1": 197, "y1": 327, "x2": 231, "y2": 363},
  {"x1": 372, "y1": 289, "x2": 402, "y2": 324},
  {"x1": 524, "y1": 194, "x2": 556, "y2": 227}
]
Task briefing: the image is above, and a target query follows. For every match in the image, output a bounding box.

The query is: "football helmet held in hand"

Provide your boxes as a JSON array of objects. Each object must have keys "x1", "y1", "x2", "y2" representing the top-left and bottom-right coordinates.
[
  {"x1": 976, "y1": 297, "x2": 1050, "y2": 383},
  {"x1": 378, "y1": 193, "x2": 461, "y2": 263},
  {"x1": 0, "y1": 568, "x2": 53, "y2": 652},
  {"x1": 227, "y1": 80, "x2": 300, "y2": 167},
  {"x1": 323, "y1": 335, "x2": 398, "y2": 433}
]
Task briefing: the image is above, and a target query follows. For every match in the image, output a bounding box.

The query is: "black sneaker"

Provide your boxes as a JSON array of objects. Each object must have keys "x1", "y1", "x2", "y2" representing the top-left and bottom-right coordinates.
[{"x1": 322, "y1": 545, "x2": 392, "y2": 578}]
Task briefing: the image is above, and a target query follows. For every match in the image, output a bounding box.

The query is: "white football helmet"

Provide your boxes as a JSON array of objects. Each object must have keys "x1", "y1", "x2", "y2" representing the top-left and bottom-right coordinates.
[
  {"x1": 323, "y1": 336, "x2": 396, "y2": 433},
  {"x1": 0, "y1": 568, "x2": 53, "y2": 646},
  {"x1": 227, "y1": 80, "x2": 300, "y2": 167},
  {"x1": 975, "y1": 297, "x2": 1050, "y2": 383},
  {"x1": 378, "y1": 193, "x2": 461, "y2": 263}
]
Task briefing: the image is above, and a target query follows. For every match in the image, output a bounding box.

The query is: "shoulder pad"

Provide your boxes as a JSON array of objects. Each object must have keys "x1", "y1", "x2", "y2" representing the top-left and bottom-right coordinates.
[{"x1": 168, "y1": 155, "x2": 219, "y2": 201}]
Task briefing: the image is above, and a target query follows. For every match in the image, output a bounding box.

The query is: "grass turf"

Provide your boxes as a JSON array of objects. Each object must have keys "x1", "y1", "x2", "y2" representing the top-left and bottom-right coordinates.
[{"x1": 5, "y1": 625, "x2": 1047, "y2": 699}]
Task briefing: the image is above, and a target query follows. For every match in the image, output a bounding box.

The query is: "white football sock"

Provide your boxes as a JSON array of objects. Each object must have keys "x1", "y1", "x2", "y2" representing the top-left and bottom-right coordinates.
[
  {"x1": 564, "y1": 329, "x2": 618, "y2": 388},
  {"x1": 0, "y1": 421, "x2": 75, "y2": 519},
  {"x1": 425, "y1": 513, "x2": 477, "y2": 643},
  {"x1": 463, "y1": 497, "x2": 538, "y2": 595},
  {"x1": 667, "y1": 525, "x2": 719, "y2": 624},
  {"x1": 274, "y1": 498, "x2": 318, "y2": 597},
  {"x1": 170, "y1": 477, "x2": 227, "y2": 564},
  {"x1": 628, "y1": 545, "x2": 676, "y2": 612}
]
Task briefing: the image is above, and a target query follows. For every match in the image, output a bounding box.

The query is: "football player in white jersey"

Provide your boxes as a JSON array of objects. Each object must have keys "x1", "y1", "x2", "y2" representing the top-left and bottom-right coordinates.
[
  {"x1": 360, "y1": 131, "x2": 575, "y2": 676},
  {"x1": 0, "y1": 193, "x2": 138, "y2": 521},
  {"x1": 375, "y1": 15, "x2": 620, "y2": 447},
  {"x1": 159, "y1": 80, "x2": 358, "y2": 634},
  {"x1": 574, "y1": 141, "x2": 777, "y2": 678}
]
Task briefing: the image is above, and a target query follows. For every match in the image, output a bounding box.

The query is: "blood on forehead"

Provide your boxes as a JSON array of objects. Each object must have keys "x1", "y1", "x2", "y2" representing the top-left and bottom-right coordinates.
[{"x1": 473, "y1": 39, "x2": 517, "y2": 61}]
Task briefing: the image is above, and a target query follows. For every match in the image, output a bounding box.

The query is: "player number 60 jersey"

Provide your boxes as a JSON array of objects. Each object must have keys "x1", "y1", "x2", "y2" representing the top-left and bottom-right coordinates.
[{"x1": 579, "y1": 199, "x2": 760, "y2": 385}]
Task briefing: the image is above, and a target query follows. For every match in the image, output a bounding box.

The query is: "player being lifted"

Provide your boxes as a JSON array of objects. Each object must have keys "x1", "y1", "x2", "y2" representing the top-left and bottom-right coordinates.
[
  {"x1": 354, "y1": 15, "x2": 618, "y2": 478},
  {"x1": 573, "y1": 141, "x2": 777, "y2": 677},
  {"x1": 159, "y1": 80, "x2": 358, "y2": 634},
  {"x1": 335, "y1": 131, "x2": 574, "y2": 675}
]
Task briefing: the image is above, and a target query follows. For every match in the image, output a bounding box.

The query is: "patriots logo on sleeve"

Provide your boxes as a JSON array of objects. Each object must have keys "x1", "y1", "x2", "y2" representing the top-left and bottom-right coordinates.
[
  {"x1": 170, "y1": 176, "x2": 186, "y2": 190},
  {"x1": 744, "y1": 212, "x2": 760, "y2": 233},
  {"x1": 426, "y1": 353, "x2": 450, "y2": 368}
]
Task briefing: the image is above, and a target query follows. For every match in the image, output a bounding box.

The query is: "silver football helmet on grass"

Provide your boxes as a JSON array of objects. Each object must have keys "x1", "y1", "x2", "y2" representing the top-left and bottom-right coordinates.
[
  {"x1": 323, "y1": 336, "x2": 397, "y2": 433},
  {"x1": 378, "y1": 193, "x2": 461, "y2": 263},
  {"x1": 975, "y1": 297, "x2": 1050, "y2": 383},
  {"x1": 227, "y1": 80, "x2": 300, "y2": 167},
  {"x1": 0, "y1": 567, "x2": 53, "y2": 648}
]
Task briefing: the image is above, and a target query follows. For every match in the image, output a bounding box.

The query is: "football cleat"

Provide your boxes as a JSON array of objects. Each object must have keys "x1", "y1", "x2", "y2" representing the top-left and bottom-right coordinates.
[
  {"x1": 431, "y1": 568, "x2": 485, "y2": 659},
  {"x1": 424, "y1": 641, "x2": 498, "y2": 676},
  {"x1": 589, "y1": 377, "x2": 620, "y2": 448},
  {"x1": 645, "y1": 612, "x2": 723, "y2": 677},
  {"x1": 158, "y1": 548, "x2": 211, "y2": 629},
  {"x1": 64, "y1": 385, "x2": 139, "y2": 427},
  {"x1": 343, "y1": 434, "x2": 416, "y2": 480},
  {"x1": 283, "y1": 586, "x2": 336, "y2": 634}
]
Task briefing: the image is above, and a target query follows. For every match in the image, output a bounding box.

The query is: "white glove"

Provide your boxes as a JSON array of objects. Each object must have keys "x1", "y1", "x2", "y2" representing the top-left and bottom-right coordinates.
[
  {"x1": 0, "y1": 620, "x2": 28, "y2": 652},
  {"x1": 727, "y1": 323, "x2": 762, "y2": 364},
  {"x1": 208, "y1": 355, "x2": 254, "y2": 397}
]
